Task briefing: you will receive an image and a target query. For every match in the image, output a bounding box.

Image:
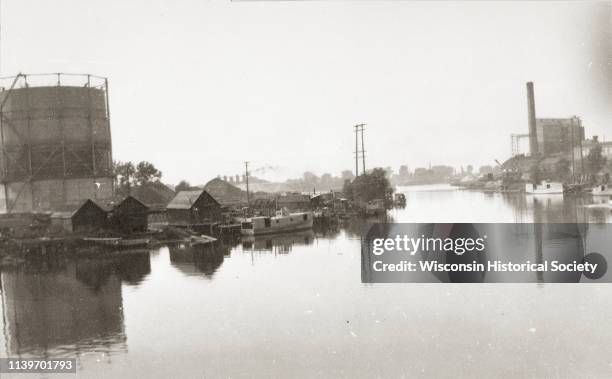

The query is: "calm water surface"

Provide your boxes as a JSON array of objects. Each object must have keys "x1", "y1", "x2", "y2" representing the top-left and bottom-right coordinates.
[{"x1": 1, "y1": 185, "x2": 612, "y2": 378}]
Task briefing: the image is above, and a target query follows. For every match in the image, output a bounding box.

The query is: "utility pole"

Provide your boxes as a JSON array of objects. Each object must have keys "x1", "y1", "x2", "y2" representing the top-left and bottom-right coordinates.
[
  {"x1": 359, "y1": 123, "x2": 366, "y2": 174},
  {"x1": 354, "y1": 123, "x2": 366, "y2": 176},
  {"x1": 244, "y1": 161, "x2": 250, "y2": 212},
  {"x1": 354, "y1": 125, "x2": 359, "y2": 177}
]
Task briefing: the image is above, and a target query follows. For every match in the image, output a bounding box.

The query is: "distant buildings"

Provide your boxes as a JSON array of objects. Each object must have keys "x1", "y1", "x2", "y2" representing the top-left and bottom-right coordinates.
[
  {"x1": 574, "y1": 136, "x2": 612, "y2": 161},
  {"x1": 392, "y1": 165, "x2": 455, "y2": 185}
]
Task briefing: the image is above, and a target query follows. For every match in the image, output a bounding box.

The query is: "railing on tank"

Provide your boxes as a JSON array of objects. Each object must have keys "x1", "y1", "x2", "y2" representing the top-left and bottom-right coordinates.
[{"x1": 0, "y1": 73, "x2": 108, "y2": 91}]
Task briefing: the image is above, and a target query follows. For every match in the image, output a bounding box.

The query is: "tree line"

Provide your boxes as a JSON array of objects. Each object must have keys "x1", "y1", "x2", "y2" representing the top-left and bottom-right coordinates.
[{"x1": 113, "y1": 161, "x2": 162, "y2": 196}]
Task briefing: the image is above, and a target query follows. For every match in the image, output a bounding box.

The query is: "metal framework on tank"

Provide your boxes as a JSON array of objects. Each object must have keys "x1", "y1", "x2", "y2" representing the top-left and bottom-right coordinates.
[
  {"x1": 0, "y1": 73, "x2": 114, "y2": 213},
  {"x1": 510, "y1": 133, "x2": 529, "y2": 157}
]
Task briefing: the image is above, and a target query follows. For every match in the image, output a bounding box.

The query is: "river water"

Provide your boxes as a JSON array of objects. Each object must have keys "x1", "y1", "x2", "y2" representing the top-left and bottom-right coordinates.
[{"x1": 1, "y1": 184, "x2": 611, "y2": 378}]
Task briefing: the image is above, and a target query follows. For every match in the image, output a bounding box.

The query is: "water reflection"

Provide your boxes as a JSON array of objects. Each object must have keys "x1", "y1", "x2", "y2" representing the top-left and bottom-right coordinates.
[
  {"x1": 241, "y1": 230, "x2": 315, "y2": 254},
  {"x1": 397, "y1": 185, "x2": 611, "y2": 224},
  {"x1": 500, "y1": 192, "x2": 610, "y2": 224},
  {"x1": 168, "y1": 243, "x2": 229, "y2": 279},
  {"x1": 0, "y1": 250, "x2": 152, "y2": 358}
]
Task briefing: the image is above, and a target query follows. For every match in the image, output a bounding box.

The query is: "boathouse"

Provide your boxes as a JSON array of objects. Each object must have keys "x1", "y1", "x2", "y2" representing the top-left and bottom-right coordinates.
[
  {"x1": 131, "y1": 182, "x2": 175, "y2": 226},
  {"x1": 99, "y1": 195, "x2": 150, "y2": 234},
  {"x1": 50, "y1": 199, "x2": 108, "y2": 233},
  {"x1": 166, "y1": 190, "x2": 223, "y2": 228}
]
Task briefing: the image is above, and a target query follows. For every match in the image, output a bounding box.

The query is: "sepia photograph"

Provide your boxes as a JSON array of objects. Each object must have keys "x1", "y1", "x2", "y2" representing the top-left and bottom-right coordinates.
[{"x1": 0, "y1": 0, "x2": 611, "y2": 377}]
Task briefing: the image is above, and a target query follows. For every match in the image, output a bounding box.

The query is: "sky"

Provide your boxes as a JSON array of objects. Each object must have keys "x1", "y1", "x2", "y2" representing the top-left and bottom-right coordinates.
[{"x1": 1, "y1": 0, "x2": 610, "y2": 184}]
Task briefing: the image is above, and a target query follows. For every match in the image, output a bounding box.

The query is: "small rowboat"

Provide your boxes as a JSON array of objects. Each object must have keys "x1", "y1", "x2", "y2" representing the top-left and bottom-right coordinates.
[
  {"x1": 82, "y1": 237, "x2": 121, "y2": 246},
  {"x1": 118, "y1": 238, "x2": 151, "y2": 247}
]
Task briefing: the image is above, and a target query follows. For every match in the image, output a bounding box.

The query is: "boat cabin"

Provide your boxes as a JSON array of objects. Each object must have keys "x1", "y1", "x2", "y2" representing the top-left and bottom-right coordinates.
[
  {"x1": 525, "y1": 181, "x2": 564, "y2": 194},
  {"x1": 592, "y1": 184, "x2": 612, "y2": 196},
  {"x1": 241, "y1": 209, "x2": 313, "y2": 236}
]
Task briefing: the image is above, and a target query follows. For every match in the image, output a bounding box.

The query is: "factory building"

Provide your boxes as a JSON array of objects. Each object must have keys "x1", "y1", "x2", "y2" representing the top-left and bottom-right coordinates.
[
  {"x1": 0, "y1": 74, "x2": 114, "y2": 213},
  {"x1": 523, "y1": 82, "x2": 586, "y2": 158},
  {"x1": 536, "y1": 117, "x2": 585, "y2": 156}
]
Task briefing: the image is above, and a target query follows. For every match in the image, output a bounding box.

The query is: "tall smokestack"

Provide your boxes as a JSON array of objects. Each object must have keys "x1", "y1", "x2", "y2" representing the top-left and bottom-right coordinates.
[{"x1": 526, "y1": 82, "x2": 538, "y2": 156}]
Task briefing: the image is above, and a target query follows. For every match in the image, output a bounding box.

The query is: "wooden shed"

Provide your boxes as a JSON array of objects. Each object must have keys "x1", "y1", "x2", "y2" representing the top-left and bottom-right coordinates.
[
  {"x1": 50, "y1": 199, "x2": 108, "y2": 233},
  {"x1": 166, "y1": 190, "x2": 223, "y2": 226},
  {"x1": 131, "y1": 182, "x2": 176, "y2": 226},
  {"x1": 99, "y1": 195, "x2": 150, "y2": 234}
]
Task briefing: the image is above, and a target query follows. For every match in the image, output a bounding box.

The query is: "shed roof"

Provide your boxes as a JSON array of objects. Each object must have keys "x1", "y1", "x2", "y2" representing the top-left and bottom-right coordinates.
[
  {"x1": 95, "y1": 195, "x2": 149, "y2": 212},
  {"x1": 167, "y1": 190, "x2": 206, "y2": 210},
  {"x1": 132, "y1": 182, "x2": 176, "y2": 208},
  {"x1": 50, "y1": 199, "x2": 106, "y2": 218}
]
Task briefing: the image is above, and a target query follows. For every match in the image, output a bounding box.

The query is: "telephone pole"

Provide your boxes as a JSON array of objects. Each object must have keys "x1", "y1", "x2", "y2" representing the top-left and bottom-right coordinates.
[
  {"x1": 354, "y1": 123, "x2": 366, "y2": 176},
  {"x1": 354, "y1": 125, "x2": 359, "y2": 177},
  {"x1": 244, "y1": 161, "x2": 251, "y2": 211},
  {"x1": 359, "y1": 123, "x2": 366, "y2": 173}
]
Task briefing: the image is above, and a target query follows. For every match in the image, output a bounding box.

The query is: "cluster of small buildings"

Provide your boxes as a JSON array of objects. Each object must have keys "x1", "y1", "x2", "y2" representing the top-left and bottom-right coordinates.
[
  {"x1": 51, "y1": 195, "x2": 149, "y2": 234},
  {"x1": 165, "y1": 178, "x2": 349, "y2": 232},
  {"x1": 0, "y1": 174, "x2": 350, "y2": 239},
  {"x1": 0, "y1": 194, "x2": 151, "y2": 237},
  {"x1": 163, "y1": 178, "x2": 345, "y2": 234}
]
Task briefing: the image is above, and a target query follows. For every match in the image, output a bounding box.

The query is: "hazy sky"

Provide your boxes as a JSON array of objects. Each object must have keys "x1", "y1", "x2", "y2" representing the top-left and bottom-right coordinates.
[{"x1": 1, "y1": 0, "x2": 611, "y2": 184}]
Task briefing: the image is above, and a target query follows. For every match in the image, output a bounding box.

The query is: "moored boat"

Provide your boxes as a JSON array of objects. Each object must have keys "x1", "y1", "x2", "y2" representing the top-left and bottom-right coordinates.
[
  {"x1": 525, "y1": 181, "x2": 563, "y2": 195},
  {"x1": 188, "y1": 235, "x2": 217, "y2": 245},
  {"x1": 365, "y1": 199, "x2": 386, "y2": 216},
  {"x1": 393, "y1": 193, "x2": 406, "y2": 207},
  {"x1": 591, "y1": 184, "x2": 612, "y2": 196},
  {"x1": 118, "y1": 238, "x2": 151, "y2": 247},
  {"x1": 82, "y1": 237, "x2": 121, "y2": 246},
  {"x1": 240, "y1": 209, "x2": 313, "y2": 236}
]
